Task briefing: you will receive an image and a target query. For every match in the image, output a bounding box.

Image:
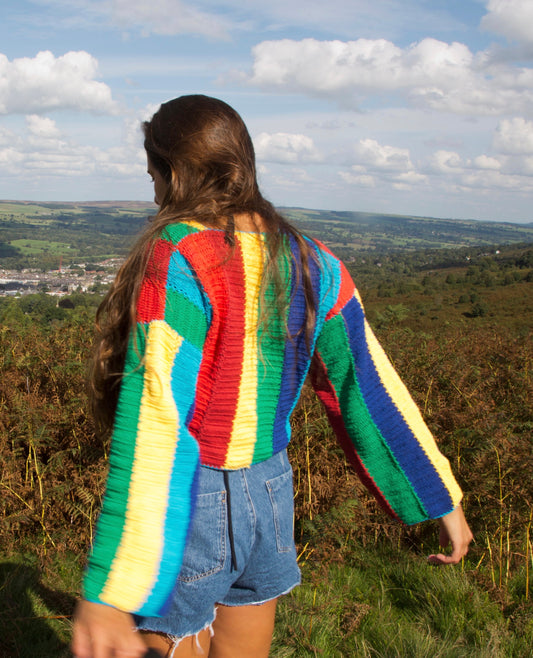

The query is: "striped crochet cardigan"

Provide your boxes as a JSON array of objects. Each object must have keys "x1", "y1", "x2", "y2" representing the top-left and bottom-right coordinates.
[{"x1": 83, "y1": 220, "x2": 462, "y2": 616}]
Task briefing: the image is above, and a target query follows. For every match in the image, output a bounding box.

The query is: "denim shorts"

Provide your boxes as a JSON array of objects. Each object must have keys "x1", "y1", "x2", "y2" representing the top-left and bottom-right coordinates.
[{"x1": 135, "y1": 449, "x2": 301, "y2": 639}]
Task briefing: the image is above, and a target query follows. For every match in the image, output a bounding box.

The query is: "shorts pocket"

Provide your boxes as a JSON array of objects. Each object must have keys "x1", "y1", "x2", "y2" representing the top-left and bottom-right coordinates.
[
  {"x1": 266, "y1": 469, "x2": 295, "y2": 553},
  {"x1": 178, "y1": 490, "x2": 227, "y2": 582}
]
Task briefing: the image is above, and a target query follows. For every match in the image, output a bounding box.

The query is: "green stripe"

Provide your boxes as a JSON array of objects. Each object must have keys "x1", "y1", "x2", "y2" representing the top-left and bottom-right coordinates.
[
  {"x1": 165, "y1": 291, "x2": 208, "y2": 350},
  {"x1": 162, "y1": 221, "x2": 201, "y2": 243},
  {"x1": 84, "y1": 326, "x2": 146, "y2": 599},
  {"x1": 253, "y1": 250, "x2": 290, "y2": 463},
  {"x1": 316, "y1": 316, "x2": 425, "y2": 522}
]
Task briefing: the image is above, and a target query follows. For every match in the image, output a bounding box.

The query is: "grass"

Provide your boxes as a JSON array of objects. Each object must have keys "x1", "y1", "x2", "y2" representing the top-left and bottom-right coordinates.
[
  {"x1": 0, "y1": 203, "x2": 57, "y2": 216},
  {"x1": 275, "y1": 537, "x2": 533, "y2": 657},
  {"x1": 0, "y1": 552, "x2": 78, "y2": 657},
  {"x1": 2, "y1": 526, "x2": 532, "y2": 657}
]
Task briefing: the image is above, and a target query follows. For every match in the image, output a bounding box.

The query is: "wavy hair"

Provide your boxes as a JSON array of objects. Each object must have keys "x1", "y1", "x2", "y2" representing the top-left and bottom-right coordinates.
[{"x1": 89, "y1": 95, "x2": 317, "y2": 436}]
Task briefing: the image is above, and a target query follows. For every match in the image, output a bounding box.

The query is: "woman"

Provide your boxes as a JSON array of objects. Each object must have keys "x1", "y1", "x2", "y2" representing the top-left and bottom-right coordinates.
[{"x1": 72, "y1": 95, "x2": 473, "y2": 658}]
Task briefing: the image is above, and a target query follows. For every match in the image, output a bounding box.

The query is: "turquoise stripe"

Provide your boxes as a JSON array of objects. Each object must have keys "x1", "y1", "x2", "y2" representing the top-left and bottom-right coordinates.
[
  {"x1": 313, "y1": 245, "x2": 342, "y2": 334},
  {"x1": 167, "y1": 249, "x2": 211, "y2": 323}
]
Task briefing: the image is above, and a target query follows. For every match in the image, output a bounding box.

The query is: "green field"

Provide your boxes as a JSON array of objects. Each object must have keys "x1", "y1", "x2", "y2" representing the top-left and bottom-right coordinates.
[{"x1": 10, "y1": 239, "x2": 77, "y2": 256}]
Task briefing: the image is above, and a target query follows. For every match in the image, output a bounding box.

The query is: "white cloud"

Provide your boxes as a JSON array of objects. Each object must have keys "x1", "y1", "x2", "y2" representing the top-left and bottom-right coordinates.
[
  {"x1": 0, "y1": 51, "x2": 117, "y2": 115},
  {"x1": 429, "y1": 150, "x2": 464, "y2": 174},
  {"x1": 460, "y1": 169, "x2": 533, "y2": 192},
  {"x1": 0, "y1": 125, "x2": 16, "y2": 148},
  {"x1": 109, "y1": 0, "x2": 231, "y2": 39},
  {"x1": 421, "y1": 145, "x2": 533, "y2": 196},
  {"x1": 338, "y1": 138, "x2": 424, "y2": 190},
  {"x1": 25, "y1": 0, "x2": 465, "y2": 43},
  {"x1": 481, "y1": 0, "x2": 533, "y2": 46},
  {"x1": 473, "y1": 155, "x2": 501, "y2": 170},
  {"x1": 245, "y1": 37, "x2": 533, "y2": 116},
  {"x1": 354, "y1": 139, "x2": 413, "y2": 172},
  {"x1": 254, "y1": 132, "x2": 321, "y2": 164},
  {"x1": 0, "y1": 114, "x2": 145, "y2": 183},
  {"x1": 25, "y1": 0, "x2": 232, "y2": 39},
  {"x1": 395, "y1": 170, "x2": 427, "y2": 184},
  {"x1": 0, "y1": 146, "x2": 25, "y2": 167},
  {"x1": 493, "y1": 117, "x2": 533, "y2": 154},
  {"x1": 26, "y1": 115, "x2": 61, "y2": 139},
  {"x1": 339, "y1": 171, "x2": 376, "y2": 187}
]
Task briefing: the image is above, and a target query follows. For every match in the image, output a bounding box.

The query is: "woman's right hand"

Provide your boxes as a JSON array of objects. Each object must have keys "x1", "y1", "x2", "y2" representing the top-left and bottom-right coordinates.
[{"x1": 72, "y1": 599, "x2": 147, "y2": 658}]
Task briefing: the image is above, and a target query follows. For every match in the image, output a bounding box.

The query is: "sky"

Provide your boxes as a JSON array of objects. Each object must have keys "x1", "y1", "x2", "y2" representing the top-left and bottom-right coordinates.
[{"x1": 1, "y1": 1, "x2": 533, "y2": 223}]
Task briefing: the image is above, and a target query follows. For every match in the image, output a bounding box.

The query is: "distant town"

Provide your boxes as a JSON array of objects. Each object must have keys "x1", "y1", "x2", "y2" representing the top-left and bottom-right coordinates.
[{"x1": 0, "y1": 258, "x2": 122, "y2": 297}]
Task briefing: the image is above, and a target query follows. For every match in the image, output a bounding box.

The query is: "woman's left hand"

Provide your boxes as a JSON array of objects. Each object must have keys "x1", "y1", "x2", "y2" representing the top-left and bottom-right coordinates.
[{"x1": 427, "y1": 504, "x2": 474, "y2": 565}]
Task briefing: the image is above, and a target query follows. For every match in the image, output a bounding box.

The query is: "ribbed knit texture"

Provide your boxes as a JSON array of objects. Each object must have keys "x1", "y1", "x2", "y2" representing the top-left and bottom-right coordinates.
[{"x1": 83, "y1": 220, "x2": 462, "y2": 615}]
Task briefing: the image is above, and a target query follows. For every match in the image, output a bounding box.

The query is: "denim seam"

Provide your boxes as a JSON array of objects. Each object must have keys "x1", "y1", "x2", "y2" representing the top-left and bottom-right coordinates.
[
  {"x1": 266, "y1": 470, "x2": 293, "y2": 553},
  {"x1": 178, "y1": 491, "x2": 227, "y2": 582},
  {"x1": 241, "y1": 469, "x2": 257, "y2": 553}
]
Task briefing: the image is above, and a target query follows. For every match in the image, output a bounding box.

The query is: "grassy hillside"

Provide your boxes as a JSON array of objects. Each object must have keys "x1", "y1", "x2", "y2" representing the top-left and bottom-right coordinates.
[
  {"x1": 0, "y1": 207, "x2": 532, "y2": 656},
  {"x1": 0, "y1": 201, "x2": 154, "y2": 269}
]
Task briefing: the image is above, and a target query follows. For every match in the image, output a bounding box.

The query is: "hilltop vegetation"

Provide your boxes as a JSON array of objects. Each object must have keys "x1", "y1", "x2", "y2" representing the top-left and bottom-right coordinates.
[
  {"x1": 0, "y1": 201, "x2": 532, "y2": 655},
  {"x1": 1, "y1": 200, "x2": 532, "y2": 272},
  {"x1": 282, "y1": 206, "x2": 533, "y2": 254}
]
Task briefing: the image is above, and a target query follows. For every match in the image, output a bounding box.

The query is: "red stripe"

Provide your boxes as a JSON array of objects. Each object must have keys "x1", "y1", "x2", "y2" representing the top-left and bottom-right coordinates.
[
  {"x1": 137, "y1": 239, "x2": 175, "y2": 323},
  {"x1": 180, "y1": 233, "x2": 245, "y2": 466},
  {"x1": 326, "y1": 259, "x2": 356, "y2": 321},
  {"x1": 313, "y1": 239, "x2": 356, "y2": 321},
  {"x1": 309, "y1": 353, "x2": 400, "y2": 522}
]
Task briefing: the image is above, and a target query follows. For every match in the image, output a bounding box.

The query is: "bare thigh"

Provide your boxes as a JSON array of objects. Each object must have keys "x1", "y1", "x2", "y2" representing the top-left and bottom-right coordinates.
[
  {"x1": 140, "y1": 598, "x2": 276, "y2": 657},
  {"x1": 141, "y1": 628, "x2": 211, "y2": 657},
  {"x1": 209, "y1": 598, "x2": 277, "y2": 658}
]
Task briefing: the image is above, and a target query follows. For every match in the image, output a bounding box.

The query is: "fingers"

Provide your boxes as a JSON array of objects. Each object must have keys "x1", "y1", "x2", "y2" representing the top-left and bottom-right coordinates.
[
  {"x1": 427, "y1": 549, "x2": 465, "y2": 566},
  {"x1": 71, "y1": 599, "x2": 147, "y2": 658},
  {"x1": 72, "y1": 634, "x2": 147, "y2": 658},
  {"x1": 427, "y1": 504, "x2": 474, "y2": 566},
  {"x1": 71, "y1": 624, "x2": 92, "y2": 658}
]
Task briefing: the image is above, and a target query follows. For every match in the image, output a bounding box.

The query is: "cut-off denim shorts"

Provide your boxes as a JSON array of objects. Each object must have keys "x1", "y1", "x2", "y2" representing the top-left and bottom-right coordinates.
[{"x1": 135, "y1": 449, "x2": 301, "y2": 640}]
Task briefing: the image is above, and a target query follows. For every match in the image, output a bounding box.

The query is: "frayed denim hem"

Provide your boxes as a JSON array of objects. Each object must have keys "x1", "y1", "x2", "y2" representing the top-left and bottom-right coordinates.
[{"x1": 142, "y1": 609, "x2": 216, "y2": 657}]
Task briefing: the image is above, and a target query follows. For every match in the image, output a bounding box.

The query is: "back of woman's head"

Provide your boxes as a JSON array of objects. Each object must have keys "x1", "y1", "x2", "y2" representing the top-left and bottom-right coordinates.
[
  {"x1": 143, "y1": 95, "x2": 262, "y2": 219},
  {"x1": 89, "y1": 95, "x2": 316, "y2": 437}
]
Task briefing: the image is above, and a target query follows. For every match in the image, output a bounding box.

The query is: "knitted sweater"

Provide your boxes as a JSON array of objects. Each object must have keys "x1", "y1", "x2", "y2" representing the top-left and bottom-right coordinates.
[{"x1": 83, "y1": 220, "x2": 462, "y2": 616}]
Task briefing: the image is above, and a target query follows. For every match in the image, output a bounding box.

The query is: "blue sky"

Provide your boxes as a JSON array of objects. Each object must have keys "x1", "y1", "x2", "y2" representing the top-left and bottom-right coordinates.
[{"x1": 1, "y1": 0, "x2": 533, "y2": 222}]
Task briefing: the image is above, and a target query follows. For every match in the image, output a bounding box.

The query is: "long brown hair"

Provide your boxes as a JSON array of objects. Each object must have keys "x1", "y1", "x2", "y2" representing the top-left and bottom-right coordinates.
[{"x1": 90, "y1": 95, "x2": 317, "y2": 436}]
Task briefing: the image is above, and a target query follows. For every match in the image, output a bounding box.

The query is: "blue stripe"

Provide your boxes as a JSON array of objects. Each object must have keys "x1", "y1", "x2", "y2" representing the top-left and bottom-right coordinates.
[
  {"x1": 341, "y1": 297, "x2": 453, "y2": 516},
  {"x1": 272, "y1": 237, "x2": 321, "y2": 452}
]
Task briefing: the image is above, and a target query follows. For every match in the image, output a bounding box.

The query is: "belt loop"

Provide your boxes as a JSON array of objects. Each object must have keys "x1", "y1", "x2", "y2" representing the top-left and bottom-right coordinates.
[{"x1": 223, "y1": 470, "x2": 238, "y2": 572}]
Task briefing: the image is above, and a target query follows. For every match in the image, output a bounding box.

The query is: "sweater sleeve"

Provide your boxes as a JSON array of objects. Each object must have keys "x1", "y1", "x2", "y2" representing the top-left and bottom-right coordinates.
[
  {"x1": 310, "y1": 256, "x2": 462, "y2": 525},
  {"x1": 82, "y1": 236, "x2": 210, "y2": 616}
]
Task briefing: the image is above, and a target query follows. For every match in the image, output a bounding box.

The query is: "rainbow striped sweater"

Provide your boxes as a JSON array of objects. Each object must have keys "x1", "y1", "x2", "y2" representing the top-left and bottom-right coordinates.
[{"x1": 83, "y1": 220, "x2": 462, "y2": 616}]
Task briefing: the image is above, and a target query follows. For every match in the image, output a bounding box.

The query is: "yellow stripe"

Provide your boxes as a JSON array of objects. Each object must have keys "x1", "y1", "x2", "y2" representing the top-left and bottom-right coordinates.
[
  {"x1": 224, "y1": 233, "x2": 263, "y2": 468},
  {"x1": 364, "y1": 319, "x2": 463, "y2": 505},
  {"x1": 102, "y1": 321, "x2": 183, "y2": 609}
]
